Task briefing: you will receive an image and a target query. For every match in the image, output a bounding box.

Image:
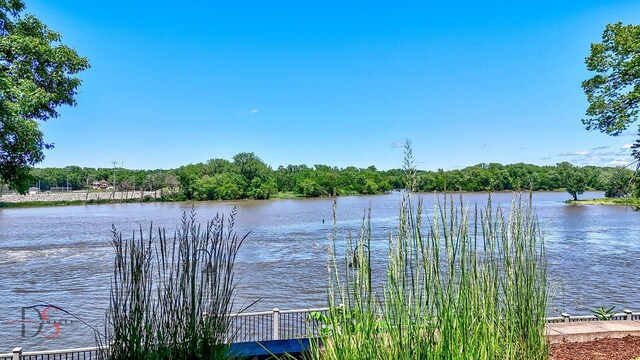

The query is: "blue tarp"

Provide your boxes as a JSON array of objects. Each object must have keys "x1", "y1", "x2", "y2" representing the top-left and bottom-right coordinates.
[{"x1": 229, "y1": 338, "x2": 313, "y2": 358}]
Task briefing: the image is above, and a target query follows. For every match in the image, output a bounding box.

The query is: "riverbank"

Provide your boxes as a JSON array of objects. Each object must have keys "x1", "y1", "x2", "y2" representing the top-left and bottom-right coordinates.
[
  {"x1": 0, "y1": 190, "x2": 171, "y2": 208},
  {"x1": 565, "y1": 197, "x2": 640, "y2": 208},
  {"x1": 0, "y1": 190, "x2": 306, "y2": 208},
  {"x1": 1, "y1": 189, "x2": 612, "y2": 209}
]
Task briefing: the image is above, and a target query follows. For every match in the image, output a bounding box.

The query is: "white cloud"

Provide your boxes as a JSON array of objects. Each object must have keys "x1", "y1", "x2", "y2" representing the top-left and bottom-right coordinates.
[
  {"x1": 390, "y1": 141, "x2": 404, "y2": 148},
  {"x1": 623, "y1": 143, "x2": 632, "y2": 149},
  {"x1": 250, "y1": 109, "x2": 259, "y2": 114},
  {"x1": 557, "y1": 150, "x2": 590, "y2": 157},
  {"x1": 610, "y1": 158, "x2": 630, "y2": 166}
]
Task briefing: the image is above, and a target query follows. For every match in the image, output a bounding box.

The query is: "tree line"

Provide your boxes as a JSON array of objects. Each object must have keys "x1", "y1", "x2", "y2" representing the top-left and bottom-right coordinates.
[{"x1": 8, "y1": 152, "x2": 636, "y2": 201}]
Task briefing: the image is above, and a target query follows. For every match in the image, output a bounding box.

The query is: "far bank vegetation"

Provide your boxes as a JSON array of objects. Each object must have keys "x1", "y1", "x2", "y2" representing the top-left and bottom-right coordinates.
[{"x1": 2, "y1": 152, "x2": 636, "y2": 201}]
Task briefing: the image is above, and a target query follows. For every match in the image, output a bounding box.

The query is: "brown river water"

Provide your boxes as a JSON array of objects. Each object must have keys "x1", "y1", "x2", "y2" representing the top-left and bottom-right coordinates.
[{"x1": 1, "y1": 191, "x2": 638, "y2": 350}]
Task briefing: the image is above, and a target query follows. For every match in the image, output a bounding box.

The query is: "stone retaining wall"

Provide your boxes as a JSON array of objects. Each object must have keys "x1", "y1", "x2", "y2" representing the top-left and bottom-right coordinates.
[{"x1": 0, "y1": 190, "x2": 162, "y2": 203}]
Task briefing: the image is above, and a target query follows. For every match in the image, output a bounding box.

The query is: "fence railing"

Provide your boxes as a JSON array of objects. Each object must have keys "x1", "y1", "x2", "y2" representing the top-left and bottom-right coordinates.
[
  {"x1": 0, "y1": 347, "x2": 101, "y2": 360},
  {"x1": 2, "y1": 307, "x2": 638, "y2": 359},
  {"x1": 0, "y1": 306, "x2": 330, "y2": 359},
  {"x1": 230, "y1": 307, "x2": 329, "y2": 342},
  {"x1": 545, "y1": 309, "x2": 637, "y2": 323}
]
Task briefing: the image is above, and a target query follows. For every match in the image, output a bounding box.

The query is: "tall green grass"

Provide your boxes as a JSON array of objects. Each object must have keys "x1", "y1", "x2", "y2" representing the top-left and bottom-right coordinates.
[
  {"x1": 97, "y1": 208, "x2": 246, "y2": 359},
  {"x1": 310, "y1": 192, "x2": 547, "y2": 359}
]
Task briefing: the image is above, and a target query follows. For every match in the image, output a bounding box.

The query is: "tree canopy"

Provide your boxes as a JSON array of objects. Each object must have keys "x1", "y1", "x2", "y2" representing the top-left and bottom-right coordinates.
[
  {"x1": 0, "y1": 0, "x2": 89, "y2": 193},
  {"x1": 582, "y1": 22, "x2": 640, "y2": 137},
  {"x1": 556, "y1": 162, "x2": 586, "y2": 201},
  {"x1": 12, "y1": 154, "x2": 633, "y2": 202}
]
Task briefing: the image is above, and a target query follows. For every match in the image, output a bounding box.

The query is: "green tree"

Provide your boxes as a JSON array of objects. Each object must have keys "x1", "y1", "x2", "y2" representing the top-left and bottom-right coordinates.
[
  {"x1": 144, "y1": 171, "x2": 166, "y2": 191},
  {"x1": 298, "y1": 178, "x2": 326, "y2": 197},
  {"x1": 0, "y1": 1, "x2": 89, "y2": 193},
  {"x1": 582, "y1": 22, "x2": 640, "y2": 136},
  {"x1": 247, "y1": 177, "x2": 277, "y2": 199},
  {"x1": 205, "y1": 158, "x2": 232, "y2": 175},
  {"x1": 177, "y1": 164, "x2": 205, "y2": 199},
  {"x1": 233, "y1": 152, "x2": 270, "y2": 183},
  {"x1": 232, "y1": 152, "x2": 275, "y2": 198},
  {"x1": 557, "y1": 162, "x2": 586, "y2": 201},
  {"x1": 601, "y1": 167, "x2": 632, "y2": 198},
  {"x1": 582, "y1": 23, "x2": 640, "y2": 198},
  {"x1": 632, "y1": 130, "x2": 640, "y2": 160}
]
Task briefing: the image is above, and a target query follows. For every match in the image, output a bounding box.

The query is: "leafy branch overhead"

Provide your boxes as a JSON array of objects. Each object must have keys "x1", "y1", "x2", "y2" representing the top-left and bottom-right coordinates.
[
  {"x1": 0, "y1": 0, "x2": 89, "y2": 193},
  {"x1": 582, "y1": 22, "x2": 640, "y2": 137}
]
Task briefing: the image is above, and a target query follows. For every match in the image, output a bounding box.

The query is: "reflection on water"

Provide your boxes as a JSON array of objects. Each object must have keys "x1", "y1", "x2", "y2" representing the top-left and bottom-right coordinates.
[{"x1": 1, "y1": 191, "x2": 639, "y2": 350}]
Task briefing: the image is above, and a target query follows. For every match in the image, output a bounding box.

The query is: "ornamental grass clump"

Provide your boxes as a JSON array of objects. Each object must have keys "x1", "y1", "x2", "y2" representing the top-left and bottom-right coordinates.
[
  {"x1": 311, "y1": 192, "x2": 548, "y2": 360},
  {"x1": 97, "y1": 208, "x2": 246, "y2": 360}
]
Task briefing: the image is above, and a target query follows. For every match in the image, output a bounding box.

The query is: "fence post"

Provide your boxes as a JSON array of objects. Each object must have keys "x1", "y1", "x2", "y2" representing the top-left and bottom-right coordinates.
[
  {"x1": 624, "y1": 309, "x2": 633, "y2": 321},
  {"x1": 12, "y1": 348, "x2": 22, "y2": 360},
  {"x1": 561, "y1": 313, "x2": 570, "y2": 323},
  {"x1": 272, "y1": 308, "x2": 280, "y2": 341}
]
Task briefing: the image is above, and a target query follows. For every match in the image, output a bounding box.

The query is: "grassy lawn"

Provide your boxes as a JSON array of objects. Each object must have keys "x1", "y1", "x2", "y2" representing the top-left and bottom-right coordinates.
[
  {"x1": 565, "y1": 197, "x2": 640, "y2": 207},
  {"x1": 272, "y1": 191, "x2": 304, "y2": 199}
]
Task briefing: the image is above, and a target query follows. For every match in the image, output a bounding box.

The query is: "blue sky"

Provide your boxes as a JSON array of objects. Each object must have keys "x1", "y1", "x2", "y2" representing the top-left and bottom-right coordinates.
[{"x1": 28, "y1": 0, "x2": 640, "y2": 171}]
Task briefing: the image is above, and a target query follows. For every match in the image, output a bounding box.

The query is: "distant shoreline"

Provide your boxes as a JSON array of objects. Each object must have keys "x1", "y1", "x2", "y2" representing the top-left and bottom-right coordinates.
[{"x1": 0, "y1": 189, "x2": 612, "y2": 209}]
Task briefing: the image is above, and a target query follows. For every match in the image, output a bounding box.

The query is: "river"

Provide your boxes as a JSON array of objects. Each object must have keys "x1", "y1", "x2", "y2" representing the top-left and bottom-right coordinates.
[{"x1": 1, "y1": 191, "x2": 638, "y2": 350}]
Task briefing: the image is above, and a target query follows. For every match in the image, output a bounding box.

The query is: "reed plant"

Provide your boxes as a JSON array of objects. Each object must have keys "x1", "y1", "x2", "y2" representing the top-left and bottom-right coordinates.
[
  {"x1": 97, "y1": 207, "x2": 246, "y2": 360},
  {"x1": 310, "y1": 192, "x2": 548, "y2": 360}
]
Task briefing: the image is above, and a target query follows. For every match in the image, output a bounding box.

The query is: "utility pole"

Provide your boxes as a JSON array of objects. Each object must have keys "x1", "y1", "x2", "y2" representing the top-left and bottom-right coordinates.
[
  {"x1": 121, "y1": 161, "x2": 124, "y2": 191},
  {"x1": 111, "y1": 161, "x2": 118, "y2": 189},
  {"x1": 65, "y1": 167, "x2": 70, "y2": 191}
]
